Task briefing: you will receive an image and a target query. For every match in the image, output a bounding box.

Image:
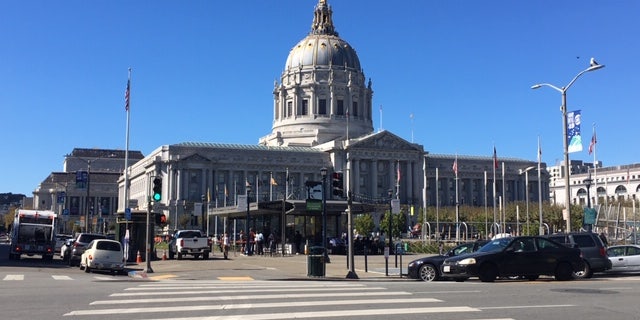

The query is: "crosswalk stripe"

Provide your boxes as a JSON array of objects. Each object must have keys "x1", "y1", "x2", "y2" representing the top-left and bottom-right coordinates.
[
  {"x1": 137, "y1": 306, "x2": 480, "y2": 320},
  {"x1": 65, "y1": 298, "x2": 442, "y2": 316},
  {"x1": 3, "y1": 275, "x2": 24, "y2": 280},
  {"x1": 52, "y1": 275, "x2": 73, "y2": 280},
  {"x1": 127, "y1": 283, "x2": 367, "y2": 290},
  {"x1": 112, "y1": 286, "x2": 386, "y2": 297},
  {"x1": 92, "y1": 291, "x2": 413, "y2": 305}
]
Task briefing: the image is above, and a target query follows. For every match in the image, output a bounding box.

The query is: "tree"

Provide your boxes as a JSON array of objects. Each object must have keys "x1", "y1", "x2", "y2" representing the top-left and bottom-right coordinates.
[{"x1": 354, "y1": 214, "x2": 374, "y2": 238}]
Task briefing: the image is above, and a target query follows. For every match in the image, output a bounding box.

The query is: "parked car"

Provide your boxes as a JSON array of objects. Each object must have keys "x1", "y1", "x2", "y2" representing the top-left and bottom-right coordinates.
[
  {"x1": 545, "y1": 232, "x2": 611, "y2": 278},
  {"x1": 606, "y1": 244, "x2": 640, "y2": 273},
  {"x1": 60, "y1": 238, "x2": 75, "y2": 261},
  {"x1": 55, "y1": 234, "x2": 72, "y2": 254},
  {"x1": 441, "y1": 236, "x2": 584, "y2": 282},
  {"x1": 79, "y1": 239, "x2": 125, "y2": 274},
  {"x1": 407, "y1": 240, "x2": 488, "y2": 281},
  {"x1": 67, "y1": 233, "x2": 108, "y2": 266},
  {"x1": 327, "y1": 237, "x2": 346, "y2": 254}
]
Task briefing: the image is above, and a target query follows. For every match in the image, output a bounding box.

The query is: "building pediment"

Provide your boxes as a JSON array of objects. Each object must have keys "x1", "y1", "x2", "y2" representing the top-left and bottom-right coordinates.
[
  {"x1": 180, "y1": 153, "x2": 211, "y2": 163},
  {"x1": 349, "y1": 130, "x2": 423, "y2": 152}
]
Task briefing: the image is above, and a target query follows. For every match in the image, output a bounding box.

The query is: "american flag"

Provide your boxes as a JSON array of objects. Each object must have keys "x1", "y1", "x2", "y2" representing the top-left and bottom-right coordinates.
[
  {"x1": 452, "y1": 158, "x2": 458, "y2": 176},
  {"x1": 588, "y1": 130, "x2": 597, "y2": 155},
  {"x1": 493, "y1": 146, "x2": 498, "y2": 169},
  {"x1": 124, "y1": 79, "x2": 130, "y2": 111}
]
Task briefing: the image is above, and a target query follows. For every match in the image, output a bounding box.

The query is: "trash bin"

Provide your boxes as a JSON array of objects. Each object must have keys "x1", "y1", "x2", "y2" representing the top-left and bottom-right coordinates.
[{"x1": 307, "y1": 246, "x2": 325, "y2": 277}]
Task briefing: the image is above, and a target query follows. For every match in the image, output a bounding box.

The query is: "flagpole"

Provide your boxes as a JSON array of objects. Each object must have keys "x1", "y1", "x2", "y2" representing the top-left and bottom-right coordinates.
[
  {"x1": 493, "y1": 146, "x2": 497, "y2": 235},
  {"x1": 270, "y1": 172, "x2": 273, "y2": 201},
  {"x1": 123, "y1": 68, "x2": 131, "y2": 238},
  {"x1": 454, "y1": 154, "x2": 459, "y2": 242},
  {"x1": 592, "y1": 124, "x2": 598, "y2": 207},
  {"x1": 502, "y1": 162, "x2": 506, "y2": 233},
  {"x1": 538, "y1": 136, "x2": 544, "y2": 235},
  {"x1": 435, "y1": 167, "x2": 439, "y2": 239},
  {"x1": 484, "y1": 170, "x2": 488, "y2": 238},
  {"x1": 285, "y1": 168, "x2": 289, "y2": 200}
]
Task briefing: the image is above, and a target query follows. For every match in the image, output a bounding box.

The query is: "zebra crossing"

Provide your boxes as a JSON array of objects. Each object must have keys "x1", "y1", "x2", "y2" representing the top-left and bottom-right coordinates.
[
  {"x1": 2, "y1": 274, "x2": 125, "y2": 281},
  {"x1": 62, "y1": 280, "x2": 491, "y2": 320}
]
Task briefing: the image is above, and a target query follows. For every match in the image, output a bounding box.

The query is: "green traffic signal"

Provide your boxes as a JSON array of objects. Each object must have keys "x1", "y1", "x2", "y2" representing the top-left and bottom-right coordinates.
[{"x1": 152, "y1": 177, "x2": 162, "y2": 201}]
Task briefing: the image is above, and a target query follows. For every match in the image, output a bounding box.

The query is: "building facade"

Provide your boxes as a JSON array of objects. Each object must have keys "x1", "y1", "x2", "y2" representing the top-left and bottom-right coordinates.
[{"x1": 119, "y1": 1, "x2": 549, "y2": 244}]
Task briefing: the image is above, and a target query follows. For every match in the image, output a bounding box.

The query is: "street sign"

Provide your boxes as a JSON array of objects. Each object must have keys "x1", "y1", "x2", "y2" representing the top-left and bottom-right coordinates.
[
  {"x1": 306, "y1": 199, "x2": 322, "y2": 211},
  {"x1": 391, "y1": 199, "x2": 400, "y2": 214},
  {"x1": 125, "y1": 208, "x2": 131, "y2": 221},
  {"x1": 63, "y1": 209, "x2": 69, "y2": 215},
  {"x1": 128, "y1": 199, "x2": 138, "y2": 208}
]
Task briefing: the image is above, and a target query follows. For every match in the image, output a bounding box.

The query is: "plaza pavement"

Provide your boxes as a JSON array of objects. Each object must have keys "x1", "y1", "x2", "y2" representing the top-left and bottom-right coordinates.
[{"x1": 132, "y1": 250, "x2": 432, "y2": 281}]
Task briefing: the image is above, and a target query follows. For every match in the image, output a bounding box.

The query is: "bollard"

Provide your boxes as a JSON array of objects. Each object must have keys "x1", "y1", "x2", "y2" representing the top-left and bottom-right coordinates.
[
  {"x1": 162, "y1": 250, "x2": 167, "y2": 260},
  {"x1": 136, "y1": 250, "x2": 142, "y2": 263}
]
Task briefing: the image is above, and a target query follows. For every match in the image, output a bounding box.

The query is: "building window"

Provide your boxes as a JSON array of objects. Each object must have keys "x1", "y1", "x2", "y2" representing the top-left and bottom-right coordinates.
[
  {"x1": 287, "y1": 101, "x2": 292, "y2": 117},
  {"x1": 299, "y1": 99, "x2": 308, "y2": 116},
  {"x1": 337, "y1": 100, "x2": 344, "y2": 115},
  {"x1": 352, "y1": 101, "x2": 358, "y2": 117},
  {"x1": 318, "y1": 99, "x2": 327, "y2": 115}
]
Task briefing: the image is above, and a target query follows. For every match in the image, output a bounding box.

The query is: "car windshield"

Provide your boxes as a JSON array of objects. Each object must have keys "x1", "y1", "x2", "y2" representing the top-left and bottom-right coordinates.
[{"x1": 477, "y1": 237, "x2": 513, "y2": 253}]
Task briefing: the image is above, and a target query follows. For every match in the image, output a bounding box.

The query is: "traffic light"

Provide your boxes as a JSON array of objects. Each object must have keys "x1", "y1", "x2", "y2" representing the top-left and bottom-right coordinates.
[
  {"x1": 154, "y1": 213, "x2": 167, "y2": 226},
  {"x1": 152, "y1": 177, "x2": 162, "y2": 201},
  {"x1": 332, "y1": 172, "x2": 344, "y2": 197}
]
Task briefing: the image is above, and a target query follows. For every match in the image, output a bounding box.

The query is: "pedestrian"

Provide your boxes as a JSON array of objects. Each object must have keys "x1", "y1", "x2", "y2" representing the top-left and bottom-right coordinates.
[
  {"x1": 248, "y1": 228, "x2": 256, "y2": 256},
  {"x1": 294, "y1": 231, "x2": 302, "y2": 255},
  {"x1": 239, "y1": 230, "x2": 245, "y2": 254},
  {"x1": 222, "y1": 232, "x2": 230, "y2": 259},
  {"x1": 256, "y1": 231, "x2": 264, "y2": 255},
  {"x1": 268, "y1": 232, "x2": 276, "y2": 256},
  {"x1": 438, "y1": 241, "x2": 444, "y2": 255}
]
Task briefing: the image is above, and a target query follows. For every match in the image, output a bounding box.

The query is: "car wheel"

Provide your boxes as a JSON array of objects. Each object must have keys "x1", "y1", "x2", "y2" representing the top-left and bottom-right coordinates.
[
  {"x1": 526, "y1": 275, "x2": 539, "y2": 281},
  {"x1": 573, "y1": 261, "x2": 593, "y2": 279},
  {"x1": 555, "y1": 262, "x2": 574, "y2": 281},
  {"x1": 479, "y1": 264, "x2": 498, "y2": 282},
  {"x1": 203, "y1": 252, "x2": 209, "y2": 260},
  {"x1": 177, "y1": 252, "x2": 183, "y2": 260},
  {"x1": 84, "y1": 263, "x2": 91, "y2": 273},
  {"x1": 419, "y1": 264, "x2": 438, "y2": 282}
]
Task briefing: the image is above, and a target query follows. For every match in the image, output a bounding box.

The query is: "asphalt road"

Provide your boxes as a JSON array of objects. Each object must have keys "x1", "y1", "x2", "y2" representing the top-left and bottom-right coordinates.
[{"x1": 2, "y1": 243, "x2": 640, "y2": 320}]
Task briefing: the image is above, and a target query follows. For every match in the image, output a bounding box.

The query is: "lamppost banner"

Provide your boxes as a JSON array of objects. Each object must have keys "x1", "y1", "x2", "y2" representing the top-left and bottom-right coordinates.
[{"x1": 567, "y1": 110, "x2": 583, "y2": 153}]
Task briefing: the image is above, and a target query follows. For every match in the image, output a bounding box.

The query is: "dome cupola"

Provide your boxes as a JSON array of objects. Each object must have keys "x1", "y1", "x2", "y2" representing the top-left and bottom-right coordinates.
[{"x1": 260, "y1": 0, "x2": 374, "y2": 147}]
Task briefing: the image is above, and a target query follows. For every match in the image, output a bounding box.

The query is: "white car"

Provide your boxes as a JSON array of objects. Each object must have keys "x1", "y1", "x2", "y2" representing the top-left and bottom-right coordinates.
[
  {"x1": 79, "y1": 239, "x2": 125, "y2": 274},
  {"x1": 606, "y1": 245, "x2": 640, "y2": 273}
]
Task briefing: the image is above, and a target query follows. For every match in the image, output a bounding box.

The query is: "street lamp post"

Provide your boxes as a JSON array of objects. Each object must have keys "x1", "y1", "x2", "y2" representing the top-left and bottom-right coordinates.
[
  {"x1": 245, "y1": 183, "x2": 252, "y2": 256},
  {"x1": 532, "y1": 59, "x2": 604, "y2": 233},
  {"x1": 584, "y1": 171, "x2": 593, "y2": 232},
  {"x1": 320, "y1": 168, "x2": 329, "y2": 264}
]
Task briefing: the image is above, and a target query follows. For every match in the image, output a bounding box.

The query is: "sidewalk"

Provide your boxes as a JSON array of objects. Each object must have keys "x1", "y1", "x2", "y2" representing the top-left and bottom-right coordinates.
[{"x1": 134, "y1": 251, "x2": 429, "y2": 281}]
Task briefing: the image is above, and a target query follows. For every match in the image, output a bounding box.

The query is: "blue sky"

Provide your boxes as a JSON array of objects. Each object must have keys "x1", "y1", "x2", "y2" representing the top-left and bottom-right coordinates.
[{"x1": 2, "y1": 0, "x2": 638, "y2": 196}]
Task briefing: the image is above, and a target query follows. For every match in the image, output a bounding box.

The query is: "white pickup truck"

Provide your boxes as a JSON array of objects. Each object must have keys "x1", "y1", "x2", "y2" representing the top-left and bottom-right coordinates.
[{"x1": 168, "y1": 230, "x2": 211, "y2": 260}]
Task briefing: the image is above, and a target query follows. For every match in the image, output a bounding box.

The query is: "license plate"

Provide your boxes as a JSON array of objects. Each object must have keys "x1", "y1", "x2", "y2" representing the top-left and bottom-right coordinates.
[{"x1": 443, "y1": 265, "x2": 450, "y2": 273}]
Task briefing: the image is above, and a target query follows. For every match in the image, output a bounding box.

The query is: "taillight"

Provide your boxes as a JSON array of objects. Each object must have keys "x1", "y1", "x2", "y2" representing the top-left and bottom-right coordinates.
[
  {"x1": 180, "y1": 239, "x2": 184, "y2": 247},
  {"x1": 599, "y1": 247, "x2": 607, "y2": 257},
  {"x1": 88, "y1": 255, "x2": 93, "y2": 260}
]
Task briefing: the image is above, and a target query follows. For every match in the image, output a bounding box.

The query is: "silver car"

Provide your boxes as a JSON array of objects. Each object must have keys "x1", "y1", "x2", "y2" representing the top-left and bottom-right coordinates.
[{"x1": 606, "y1": 245, "x2": 640, "y2": 273}]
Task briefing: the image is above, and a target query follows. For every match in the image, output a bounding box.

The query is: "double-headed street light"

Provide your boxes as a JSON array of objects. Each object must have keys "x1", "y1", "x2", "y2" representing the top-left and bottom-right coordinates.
[{"x1": 531, "y1": 59, "x2": 604, "y2": 232}]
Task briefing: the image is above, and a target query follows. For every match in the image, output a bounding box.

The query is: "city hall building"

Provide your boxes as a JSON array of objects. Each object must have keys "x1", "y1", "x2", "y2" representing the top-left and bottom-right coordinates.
[{"x1": 118, "y1": 0, "x2": 544, "y2": 246}]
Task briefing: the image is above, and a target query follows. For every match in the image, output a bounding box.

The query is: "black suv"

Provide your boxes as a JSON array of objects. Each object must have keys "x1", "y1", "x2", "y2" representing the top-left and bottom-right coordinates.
[
  {"x1": 68, "y1": 233, "x2": 107, "y2": 266},
  {"x1": 545, "y1": 232, "x2": 612, "y2": 278}
]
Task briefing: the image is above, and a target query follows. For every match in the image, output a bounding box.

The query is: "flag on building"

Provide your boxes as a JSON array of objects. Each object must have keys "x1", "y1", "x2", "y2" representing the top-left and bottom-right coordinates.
[
  {"x1": 271, "y1": 176, "x2": 277, "y2": 186},
  {"x1": 588, "y1": 129, "x2": 597, "y2": 155},
  {"x1": 396, "y1": 161, "x2": 401, "y2": 184},
  {"x1": 124, "y1": 78, "x2": 130, "y2": 111},
  {"x1": 224, "y1": 185, "x2": 228, "y2": 197}
]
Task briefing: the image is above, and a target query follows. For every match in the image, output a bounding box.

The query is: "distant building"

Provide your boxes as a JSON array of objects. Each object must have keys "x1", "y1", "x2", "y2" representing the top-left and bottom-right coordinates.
[
  {"x1": 33, "y1": 148, "x2": 143, "y2": 233},
  {"x1": 548, "y1": 160, "x2": 640, "y2": 207}
]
